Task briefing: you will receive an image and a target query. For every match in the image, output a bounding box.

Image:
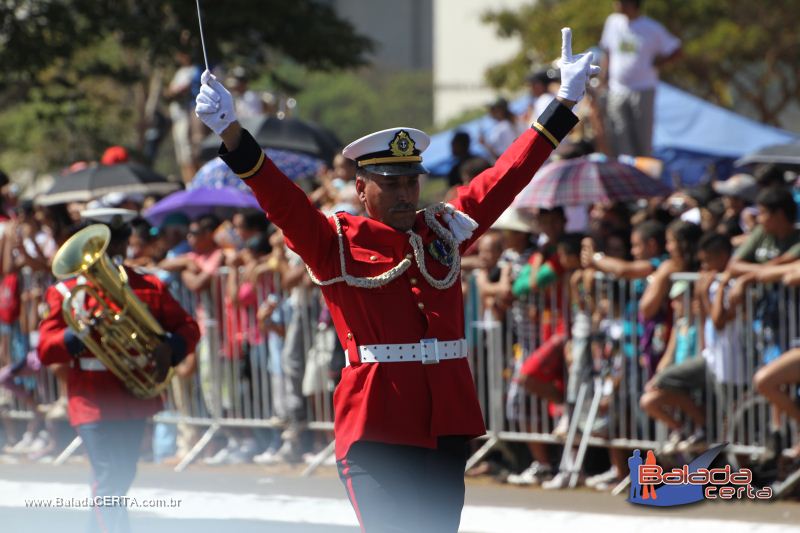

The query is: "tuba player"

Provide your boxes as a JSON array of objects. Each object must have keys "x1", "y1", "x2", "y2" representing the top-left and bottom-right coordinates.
[{"x1": 38, "y1": 207, "x2": 200, "y2": 533}]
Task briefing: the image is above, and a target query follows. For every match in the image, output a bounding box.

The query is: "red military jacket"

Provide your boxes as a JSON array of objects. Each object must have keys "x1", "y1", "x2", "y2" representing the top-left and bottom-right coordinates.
[
  {"x1": 38, "y1": 268, "x2": 200, "y2": 426},
  {"x1": 221, "y1": 101, "x2": 578, "y2": 459}
]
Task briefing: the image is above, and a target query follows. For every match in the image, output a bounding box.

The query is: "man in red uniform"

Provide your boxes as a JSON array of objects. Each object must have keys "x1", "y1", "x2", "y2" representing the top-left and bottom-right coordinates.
[
  {"x1": 38, "y1": 208, "x2": 200, "y2": 533},
  {"x1": 196, "y1": 28, "x2": 596, "y2": 532}
]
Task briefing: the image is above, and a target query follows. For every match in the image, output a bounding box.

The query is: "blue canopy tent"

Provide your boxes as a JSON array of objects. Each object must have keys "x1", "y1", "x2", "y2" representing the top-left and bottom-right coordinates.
[
  {"x1": 424, "y1": 83, "x2": 799, "y2": 186},
  {"x1": 652, "y1": 84, "x2": 798, "y2": 185}
]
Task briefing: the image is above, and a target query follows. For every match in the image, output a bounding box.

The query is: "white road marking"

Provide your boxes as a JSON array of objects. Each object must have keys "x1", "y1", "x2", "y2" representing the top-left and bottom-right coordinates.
[{"x1": 0, "y1": 480, "x2": 795, "y2": 533}]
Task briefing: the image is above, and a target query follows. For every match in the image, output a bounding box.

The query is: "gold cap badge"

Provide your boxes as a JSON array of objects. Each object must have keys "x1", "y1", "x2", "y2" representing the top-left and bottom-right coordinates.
[{"x1": 389, "y1": 130, "x2": 416, "y2": 157}]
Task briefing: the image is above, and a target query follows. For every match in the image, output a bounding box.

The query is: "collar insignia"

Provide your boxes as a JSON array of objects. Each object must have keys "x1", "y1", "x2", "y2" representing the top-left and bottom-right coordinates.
[{"x1": 389, "y1": 130, "x2": 416, "y2": 157}]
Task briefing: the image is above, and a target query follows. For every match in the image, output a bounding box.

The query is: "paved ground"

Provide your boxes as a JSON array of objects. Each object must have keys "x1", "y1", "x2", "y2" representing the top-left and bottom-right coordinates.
[{"x1": 0, "y1": 460, "x2": 798, "y2": 533}]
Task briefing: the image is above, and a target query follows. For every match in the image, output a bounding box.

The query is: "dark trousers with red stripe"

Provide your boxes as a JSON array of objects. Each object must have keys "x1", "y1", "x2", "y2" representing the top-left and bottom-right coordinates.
[
  {"x1": 77, "y1": 419, "x2": 146, "y2": 533},
  {"x1": 337, "y1": 436, "x2": 468, "y2": 533}
]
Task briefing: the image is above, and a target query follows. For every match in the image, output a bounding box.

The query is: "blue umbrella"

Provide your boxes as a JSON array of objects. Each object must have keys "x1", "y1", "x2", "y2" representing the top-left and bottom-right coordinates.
[
  {"x1": 191, "y1": 148, "x2": 324, "y2": 191},
  {"x1": 144, "y1": 186, "x2": 261, "y2": 226}
]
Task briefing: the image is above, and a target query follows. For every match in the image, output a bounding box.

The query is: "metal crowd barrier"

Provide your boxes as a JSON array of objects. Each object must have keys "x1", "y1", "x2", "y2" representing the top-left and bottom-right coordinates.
[
  {"x1": 465, "y1": 269, "x2": 799, "y2": 496},
  {"x1": 0, "y1": 269, "x2": 60, "y2": 422},
  {"x1": 154, "y1": 267, "x2": 337, "y2": 472},
  {"x1": 1, "y1": 267, "x2": 798, "y2": 494}
]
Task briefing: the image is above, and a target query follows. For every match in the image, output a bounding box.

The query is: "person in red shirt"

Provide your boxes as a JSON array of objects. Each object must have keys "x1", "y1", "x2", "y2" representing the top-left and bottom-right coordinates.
[
  {"x1": 38, "y1": 208, "x2": 200, "y2": 533},
  {"x1": 196, "y1": 28, "x2": 596, "y2": 533}
]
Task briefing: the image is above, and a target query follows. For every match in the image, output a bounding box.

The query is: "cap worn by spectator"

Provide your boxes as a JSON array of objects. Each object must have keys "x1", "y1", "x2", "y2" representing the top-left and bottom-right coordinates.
[
  {"x1": 712, "y1": 174, "x2": 758, "y2": 201},
  {"x1": 343, "y1": 127, "x2": 430, "y2": 176},
  {"x1": 100, "y1": 146, "x2": 130, "y2": 166},
  {"x1": 491, "y1": 208, "x2": 534, "y2": 233},
  {"x1": 101, "y1": 191, "x2": 145, "y2": 208},
  {"x1": 680, "y1": 207, "x2": 702, "y2": 225},
  {"x1": 488, "y1": 97, "x2": 510, "y2": 111},
  {"x1": 80, "y1": 207, "x2": 137, "y2": 230},
  {"x1": 526, "y1": 68, "x2": 559, "y2": 85},
  {"x1": 669, "y1": 280, "x2": 690, "y2": 299}
]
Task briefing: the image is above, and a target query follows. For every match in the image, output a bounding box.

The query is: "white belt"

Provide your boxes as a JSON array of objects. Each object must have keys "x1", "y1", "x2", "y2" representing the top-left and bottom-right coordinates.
[
  {"x1": 345, "y1": 338, "x2": 467, "y2": 366},
  {"x1": 77, "y1": 358, "x2": 107, "y2": 372}
]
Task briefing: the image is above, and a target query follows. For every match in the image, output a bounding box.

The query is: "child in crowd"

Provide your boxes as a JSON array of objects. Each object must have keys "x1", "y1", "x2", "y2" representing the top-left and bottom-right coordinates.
[{"x1": 637, "y1": 220, "x2": 702, "y2": 374}]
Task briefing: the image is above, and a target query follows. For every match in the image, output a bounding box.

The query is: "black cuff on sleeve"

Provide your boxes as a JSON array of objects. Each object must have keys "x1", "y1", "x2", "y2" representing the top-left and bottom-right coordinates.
[
  {"x1": 165, "y1": 333, "x2": 188, "y2": 366},
  {"x1": 218, "y1": 129, "x2": 265, "y2": 179},
  {"x1": 63, "y1": 329, "x2": 86, "y2": 356},
  {"x1": 531, "y1": 100, "x2": 580, "y2": 148}
]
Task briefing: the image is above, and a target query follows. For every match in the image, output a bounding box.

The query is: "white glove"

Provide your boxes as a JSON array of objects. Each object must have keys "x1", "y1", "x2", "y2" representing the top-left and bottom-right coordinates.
[
  {"x1": 556, "y1": 28, "x2": 601, "y2": 104},
  {"x1": 195, "y1": 70, "x2": 237, "y2": 135}
]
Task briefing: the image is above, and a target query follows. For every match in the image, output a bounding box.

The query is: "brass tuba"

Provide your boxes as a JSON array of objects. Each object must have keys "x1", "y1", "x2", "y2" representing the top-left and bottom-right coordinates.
[{"x1": 51, "y1": 224, "x2": 173, "y2": 399}]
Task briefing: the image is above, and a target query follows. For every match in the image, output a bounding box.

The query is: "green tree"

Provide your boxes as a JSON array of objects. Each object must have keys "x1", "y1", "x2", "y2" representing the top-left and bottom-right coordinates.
[
  {"x1": 484, "y1": 0, "x2": 800, "y2": 128},
  {"x1": 288, "y1": 68, "x2": 433, "y2": 145},
  {"x1": 0, "y1": 0, "x2": 373, "y2": 172}
]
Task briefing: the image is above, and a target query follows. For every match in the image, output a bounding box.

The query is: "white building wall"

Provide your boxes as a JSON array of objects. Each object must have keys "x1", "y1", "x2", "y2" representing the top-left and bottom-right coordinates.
[
  {"x1": 326, "y1": 0, "x2": 433, "y2": 71},
  {"x1": 433, "y1": 0, "x2": 531, "y2": 125}
]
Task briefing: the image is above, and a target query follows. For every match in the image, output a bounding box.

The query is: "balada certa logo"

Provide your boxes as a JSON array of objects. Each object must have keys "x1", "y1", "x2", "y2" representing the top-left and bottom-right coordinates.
[{"x1": 628, "y1": 444, "x2": 772, "y2": 506}]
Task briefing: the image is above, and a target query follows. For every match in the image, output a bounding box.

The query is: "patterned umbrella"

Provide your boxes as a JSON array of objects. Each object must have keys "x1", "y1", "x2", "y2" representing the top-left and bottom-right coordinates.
[
  {"x1": 191, "y1": 148, "x2": 324, "y2": 192},
  {"x1": 513, "y1": 155, "x2": 672, "y2": 209}
]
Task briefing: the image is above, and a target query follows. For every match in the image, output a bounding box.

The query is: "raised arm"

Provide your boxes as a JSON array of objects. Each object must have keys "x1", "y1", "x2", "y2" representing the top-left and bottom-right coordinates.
[
  {"x1": 195, "y1": 72, "x2": 336, "y2": 271},
  {"x1": 710, "y1": 274, "x2": 736, "y2": 330},
  {"x1": 581, "y1": 237, "x2": 655, "y2": 279},
  {"x1": 449, "y1": 101, "x2": 577, "y2": 252},
  {"x1": 591, "y1": 255, "x2": 656, "y2": 280},
  {"x1": 450, "y1": 28, "x2": 597, "y2": 251},
  {"x1": 752, "y1": 259, "x2": 800, "y2": 283},
  {"x1": 728, "y1": 252, "x2": 798, "y2": 277},
  {"x1": 638, "y1": 260, "x2": 676, "y2": 320}
]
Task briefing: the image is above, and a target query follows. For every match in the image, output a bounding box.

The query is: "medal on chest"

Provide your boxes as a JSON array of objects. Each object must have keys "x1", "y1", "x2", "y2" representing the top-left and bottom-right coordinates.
[{"x1": 427, "y1": 238, "x2": 454, "y2": 267}]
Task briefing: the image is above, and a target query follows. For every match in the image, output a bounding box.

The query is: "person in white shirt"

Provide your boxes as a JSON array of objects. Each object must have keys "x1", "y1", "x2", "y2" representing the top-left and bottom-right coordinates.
[
  {"x1": 479, "y1": 97, "x2": 522, "y2": 162},
  {"x1": 227, "y1": 66, "x2": 265, "y2": 122},
  {"x1": 165, "y1": 48, "x2": 202, "y2": 182},
  {"x1": 522, "y1": 70, "x2": 558, "y2": 126},
  {"x1": 600, "y1": 0, "x2": 681, "y2": 157}
]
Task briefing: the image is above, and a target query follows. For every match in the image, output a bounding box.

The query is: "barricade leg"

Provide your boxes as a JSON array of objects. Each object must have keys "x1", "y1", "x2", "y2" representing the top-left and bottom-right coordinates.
[
  {"x1": 301, "y1": 439, "x2": 336, "y2": 477},
  {"x1": 174, "y1": 423, "x2": 219, "y2": 472},
  {"x1": 554, "y1": 382, "x2": 587, "y2": 481},
  {"x1": 773, "y1": 466, "x2": 800, "y2": 499},
  {"x1": 464, "y1": 435, "x2": 500, "y2": 473},
  {"x1": 53, "y1": 436, "x2": 83, "y2": 466},
  {"x1": 611, "y1": 476, "x2": 630, "y2": 496},
  {"x1": 570, "y1": 379, "x2": 604, "y2": 488}
]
